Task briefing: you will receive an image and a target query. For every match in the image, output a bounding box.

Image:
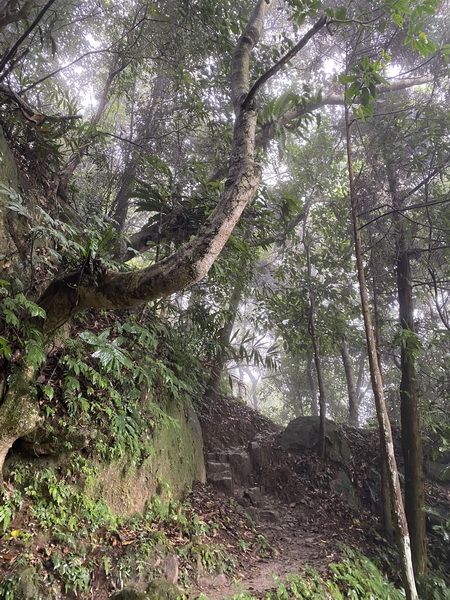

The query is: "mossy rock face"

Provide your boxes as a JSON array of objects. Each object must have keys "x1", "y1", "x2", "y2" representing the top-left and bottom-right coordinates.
[
  {"x1": 15, "y1": 566, "x2": 41, "y2": 600},
  {"x1": 146, "y1": 579, "x2": 181, "y2": 600},
  {"x1": 109, "y1": 580, "x2": 181, "y2": 600},
  {"x1": 330, "y1": 469, "x2": 358, "y2": 507},
  {"x1": 109, "y1": 589, "x2": 148, "y2": 600},
  {"x1": 92, "y1": 399, "x2": 205, "y2": 515},
  {"x1": 19, "y1": 425, "x2": 91, "y2": 456},
  {"x1": 0, "y1": 125, "x2": 20, "y2": 256}
]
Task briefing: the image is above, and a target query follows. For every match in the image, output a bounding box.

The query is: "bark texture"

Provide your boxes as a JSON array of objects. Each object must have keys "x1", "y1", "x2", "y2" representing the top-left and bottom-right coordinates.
[
  {"x1": 205, "y1": 277, "x2": 244, "y2": 398},
  {"x1": 341, "y1": 342, "x2": 359, "y2": 427},
  {"x1": 303, "y1": 226, "x2": 326, "y2": 456},
  {"x1": 306, "y1": 353, "x2": 319, "y2": 417},
  {"x1": 39, "y1": 106, "x2": 261, "y2": 333}
]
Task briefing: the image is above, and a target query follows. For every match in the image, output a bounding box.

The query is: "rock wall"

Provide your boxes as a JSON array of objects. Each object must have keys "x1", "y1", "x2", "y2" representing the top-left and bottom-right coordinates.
[
  {"x1": 0, "y1": 125, "x2": 20, "y2": 258},
  {"x1": 91, "y1": 399, "x2": 206, "y2": 514},
  {"x1": 9, "y1": 395, "x2": 206, "y2": 516}
]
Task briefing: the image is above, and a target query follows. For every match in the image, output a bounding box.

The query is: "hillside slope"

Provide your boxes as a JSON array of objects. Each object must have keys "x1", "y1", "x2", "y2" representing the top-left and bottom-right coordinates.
[{"x1": 0, "y1": 393, "x2": 448, "y2": 599}]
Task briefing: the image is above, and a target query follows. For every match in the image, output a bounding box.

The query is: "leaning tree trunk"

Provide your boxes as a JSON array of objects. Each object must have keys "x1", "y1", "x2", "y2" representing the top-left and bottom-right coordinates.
[
  {"x1": 368, "y1": 234, "x2": 395, "y2": 541},
  {"x1": 0, "y1": 0, "x2": 276, "y2": 472},
  {"x1": 388, "y1": 163, "x2": 427, "y2": 577},
  {"x1": 345, "y1": 104, "x2": 418, "y2": 600},
  {"x1": 0, "y1": 3, "x2": 328, "y2": 473},
  {"x1": 397, "y1": 248, "x2": 427, "y2": 577}
]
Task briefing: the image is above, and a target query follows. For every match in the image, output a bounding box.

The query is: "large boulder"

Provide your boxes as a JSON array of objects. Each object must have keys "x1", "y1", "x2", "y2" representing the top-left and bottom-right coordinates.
[
  {"x1": 279, "y1": 416, "x2": 351, "y2": 465},
  {"x1": 109, "y1": 580, "x2": 181, "y2": 600}
]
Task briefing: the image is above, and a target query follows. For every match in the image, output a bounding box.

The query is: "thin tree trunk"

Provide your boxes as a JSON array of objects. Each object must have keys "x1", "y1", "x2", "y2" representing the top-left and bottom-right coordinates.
[
  {"x1": 303, "y1": 231, "x2": 326, "y2": 457},
  {"x1": 245, "y1": 367, "x2": 259, "y2": 410},
  {"x1": 58, "y1": 54, "x2": 126, "y2": 195},
  {"x1": 309, "y1": 312, "x2": 326, "y2": 457},
  {"x1": 110, "y1": 74, "x2": 167, "y2": 231},
  {"x1": 369, "y1": 240, "x2": 395, "y2": 540},
  {"x1": 205, "y1": 277, "x2": 243, "y2": 399},
  {"x1": 306, "y1": 352, "x2": 319, "y2": 416},
  {"x1": 356, "y1": 352, "x2": 365, "y2": 405},
  {"x1": 388, "y1": 163, "x2": 427, "y2": 577},
  {"x1": 345, "y1": 104, "x2": 418, "y2": 600},
  {"x1": 341, "y1": 341, "x2": 359, "y2": 427}
]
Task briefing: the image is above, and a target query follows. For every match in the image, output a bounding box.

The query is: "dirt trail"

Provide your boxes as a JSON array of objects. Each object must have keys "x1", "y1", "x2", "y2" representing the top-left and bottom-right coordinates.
[
  {"x1": 192, "y1": 397, "x2": 376, "y2": 600},
  {"x1": 190, "y1": 485, "x2": 366, "y2": 600}
]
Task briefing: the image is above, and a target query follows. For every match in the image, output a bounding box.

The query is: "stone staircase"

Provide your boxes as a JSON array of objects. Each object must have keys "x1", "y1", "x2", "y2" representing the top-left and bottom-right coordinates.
[{"x1": 205, "y1": 439, "x2": 264, "y2": 495}]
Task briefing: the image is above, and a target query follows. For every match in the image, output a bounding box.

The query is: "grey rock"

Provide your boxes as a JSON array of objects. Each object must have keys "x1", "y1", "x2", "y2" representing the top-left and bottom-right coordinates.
[
  {"x1": 280, "y1": 416, "x2": 351, "y2": 465},
  {"x1": 244, "y1": 486, "x2": 263, "y2": 506},
  {"x1": 248, "y1": 441, "x2": 263, "y2": 469},
  {"x1": 210, "y1": 448, "x2": 228, "y2": 463},
  {"x1": 208, "y1": 473, "x2": 234, "y2": 495},
  {"x1": 330, "y1": 469, "x2": 358, "y2": 507},
  {"x1": 259, "y1": 509, "x2": 279, "y2": 523},
  {"x1": 228, "y1": 449, "x2": 252, "y2": 486},
  {"x1": 207, "y1": 461, "x2": 231, "y2": 475},
  {"x1": 162, "y1": 554, "x2": 179, "y2": 584}
]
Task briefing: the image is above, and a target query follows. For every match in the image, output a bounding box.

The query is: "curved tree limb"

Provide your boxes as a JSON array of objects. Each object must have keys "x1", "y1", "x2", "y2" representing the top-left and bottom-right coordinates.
[
  {"x1": 126, "y1": 75, "x2": 432, "y2": 253},
  {"x1": 243, "y1": 15, "x2": 327, "y2": 109},
  {"x1": 39, "y1": 0, "x2": 281, "y2": 333},
  {"x1": 0, "y1": 0, "x2": 57, "y2": 79}
]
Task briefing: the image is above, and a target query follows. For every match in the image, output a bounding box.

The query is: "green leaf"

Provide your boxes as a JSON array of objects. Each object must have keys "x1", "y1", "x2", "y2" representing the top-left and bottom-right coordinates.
[
  {"x1": 0, "y1": 336, "x2": 12, "y2": 360},
  {"x1": 337, "y1": 74, "x2": 358, "y2": 84},
  {"x1": 42, "y1": 384, "x2": 54, "y2": 400},
  {"x1": 360, "y1": 87, "x2": 371, "y2": 106},
  {"x1": 335, "y1": 7, "x2": 347, "y2": 20},
  {"x1": 25, "y1": 339, "x2": 46, "y2": 367}
]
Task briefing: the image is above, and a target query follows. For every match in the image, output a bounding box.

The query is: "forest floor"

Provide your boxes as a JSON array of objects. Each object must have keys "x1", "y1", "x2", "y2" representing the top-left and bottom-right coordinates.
[
  {"x1": 0, "y1": 395, "x2": 448, "y2": 600},
  {"x1": 188, "y1": 396, "x2": 449, "y2": 600},
  {"x1": 189, "y1": 481, "x2": 371, "y2": 600},
  {"x1": 188, "y1": 398, "x2": 383, "y2": 599}
]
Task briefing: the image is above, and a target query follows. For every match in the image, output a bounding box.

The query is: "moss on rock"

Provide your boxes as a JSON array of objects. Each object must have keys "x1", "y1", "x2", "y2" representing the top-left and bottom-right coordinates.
[
  {"x1": 109, "y1": 589, "x2": 148, "y2": 600},
  {"x1": 146, "y1": 579, "x2": 182, "y2": 600}
]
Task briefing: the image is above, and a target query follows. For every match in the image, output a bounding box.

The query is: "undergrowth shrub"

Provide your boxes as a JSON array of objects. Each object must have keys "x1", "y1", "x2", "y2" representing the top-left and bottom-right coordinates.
[{"x1": 37, "y1": 312, "x2": 208, "y2": 464}]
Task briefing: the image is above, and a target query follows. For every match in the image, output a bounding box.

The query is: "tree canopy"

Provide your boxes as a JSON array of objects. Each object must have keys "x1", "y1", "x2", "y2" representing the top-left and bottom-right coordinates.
[{"x1": 0, "y1": 0, "x2": 449, "y2": 595}]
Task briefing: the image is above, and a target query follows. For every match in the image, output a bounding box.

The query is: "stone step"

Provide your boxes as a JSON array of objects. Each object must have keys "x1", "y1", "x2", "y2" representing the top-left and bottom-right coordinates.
[
  {"x1": 206, "y1": 461, "x2": 231, "y2": 476},
  {"x1": 207, "y1": 472, "x2": 234, "y2": 495}
]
